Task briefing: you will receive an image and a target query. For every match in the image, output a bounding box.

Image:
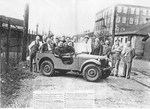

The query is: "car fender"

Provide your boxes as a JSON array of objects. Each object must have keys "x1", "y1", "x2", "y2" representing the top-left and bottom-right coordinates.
[{"x1": 80, "y1": 59, "x2": 101, "y2": 72}]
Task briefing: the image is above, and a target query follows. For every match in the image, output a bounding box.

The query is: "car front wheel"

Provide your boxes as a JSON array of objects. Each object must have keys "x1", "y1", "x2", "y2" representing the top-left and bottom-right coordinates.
[
  {"x1": 40, "y1": 60, "x2": 54, "y2": 76},
  {"x1": 83, "y1": 64, "x2": 102, "y2": 82}
]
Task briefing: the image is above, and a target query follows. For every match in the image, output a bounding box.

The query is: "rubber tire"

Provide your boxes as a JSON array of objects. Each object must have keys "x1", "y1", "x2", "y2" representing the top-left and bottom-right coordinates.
[
  {"x1": 40, "y1": 60, "x2": 54, "y2": 76},
  {"x1": 102, "y1": 69, "x2": 111, "y2": 79},
  {"x1": 83, "y1": 64, "x2": 102, "y2": 82}
]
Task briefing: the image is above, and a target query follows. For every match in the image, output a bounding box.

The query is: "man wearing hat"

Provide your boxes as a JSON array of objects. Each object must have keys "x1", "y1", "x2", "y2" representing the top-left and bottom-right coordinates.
[
  {"x1": 84, "y1": 35, "x2": 92, "y2": 54},
  {"x1": 111, "y1": 38, "x2": 123, "y2": 76},
  {"x1": 121, "y1": 41, "x2": 135, "y2": 79}
]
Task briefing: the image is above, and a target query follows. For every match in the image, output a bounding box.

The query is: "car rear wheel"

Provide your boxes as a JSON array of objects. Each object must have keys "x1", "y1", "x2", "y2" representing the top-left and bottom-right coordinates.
[
  {"x1": 102, "y1": 69, "x2": 111, "y2": 79},
  {"x1": 83, "y1": 64, "x2": 102, "y2": 82},
  {"x1": 40, "y1": 60, "x2": 54, "y2": 76}
]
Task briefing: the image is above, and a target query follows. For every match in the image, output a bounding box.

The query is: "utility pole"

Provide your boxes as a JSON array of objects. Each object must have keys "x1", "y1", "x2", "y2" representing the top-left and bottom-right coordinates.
[
  {"x1": 112, "y1": 6, "x2": 117, "y2": 45},
  {"x1": 36, "y1": 24, "x2": 38, "y2": 35},
  {"x1": 0, "y1": 17, "x2": 2, "y2": 73},
  {"x1": 22, "y1": 4, "x2": 29, "y2": 61}
]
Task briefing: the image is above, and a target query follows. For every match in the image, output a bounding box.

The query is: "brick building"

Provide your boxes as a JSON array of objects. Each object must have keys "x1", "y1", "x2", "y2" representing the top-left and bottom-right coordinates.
[{"x1": 94, "y1": 4, "x2": 150, "y2": 59}]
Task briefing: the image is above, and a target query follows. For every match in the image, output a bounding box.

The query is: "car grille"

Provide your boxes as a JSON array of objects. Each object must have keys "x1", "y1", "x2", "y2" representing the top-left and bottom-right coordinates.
[{"x1": 100, "y1": 59, "x2": 108, "y2": 68}]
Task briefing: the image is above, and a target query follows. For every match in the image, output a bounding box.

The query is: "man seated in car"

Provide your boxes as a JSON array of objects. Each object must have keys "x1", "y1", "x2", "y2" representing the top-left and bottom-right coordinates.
[
  {"x1": 55, "y1": 41, "x2": 66, "y2": 58},
  {"x1": 65, "y1": 41, "x2": 75, "y2": 55},
  {"x1": 55, "y1": 41, "x2": 75, "y2": 64}
]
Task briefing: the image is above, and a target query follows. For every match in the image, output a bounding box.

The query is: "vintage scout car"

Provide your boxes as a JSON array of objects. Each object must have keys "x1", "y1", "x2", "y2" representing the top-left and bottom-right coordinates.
[{"x1": 35, "y1": 50, "x2": 112, "y2": 82}]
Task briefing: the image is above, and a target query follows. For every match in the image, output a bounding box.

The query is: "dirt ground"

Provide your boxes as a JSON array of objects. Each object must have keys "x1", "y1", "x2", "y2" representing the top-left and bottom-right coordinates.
[{"x1": 1, "y1": 63, "x2": 150, "y2": 108}]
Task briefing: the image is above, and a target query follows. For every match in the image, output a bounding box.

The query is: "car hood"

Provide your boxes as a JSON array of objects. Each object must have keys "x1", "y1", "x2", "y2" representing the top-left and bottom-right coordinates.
[{"x1": 76, "y1": 54, "x2": 106, "y2": 60}]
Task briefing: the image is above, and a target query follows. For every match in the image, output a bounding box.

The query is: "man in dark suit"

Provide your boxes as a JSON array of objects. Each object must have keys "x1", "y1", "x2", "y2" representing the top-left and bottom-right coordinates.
[
  {"x1": 91, "y1": 38, "x2": 103, "y2": 56},
  {"x1": 102, "y1": 39, "x2": 111, "y2": 58},
  {"x1": 122, "y1": 41, "x2": 135, "y2": 79}
]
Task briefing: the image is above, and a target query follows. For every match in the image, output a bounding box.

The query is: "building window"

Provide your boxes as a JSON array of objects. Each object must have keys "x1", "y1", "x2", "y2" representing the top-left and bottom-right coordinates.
[
  {"x1": 134, "y1": 18, "x2": 139, "y2": 25},
  {"x1": 131, "y1": 8, "x2": 135, "y2": 14},
  {"x1": 117, "y1": 6, "x2": 122, "y2": 13},
  {"x1": 122, "y1": 17, "x2": 126, "y2": 23},
  {"x1": 142, "y1": 9, "x2": 147, "y2": 15},
  {"x1": 116, "y1": 16, "x2": 121, "y2": 23},
  {"x1": 125, "y1": 37, "x2": 128, "y2": 43},
  {"x1": 123, "y1": 7, "x2": 128, "y2": 13},
  {"x1": 115, "y1": 27, "x2": 119, "y2": 32},
  {"x1": 140, "y1": 18, "x2": 144, "y2": 24},
  {"x1": 136, "y1": 8, "x2": 140, "y2": 15},
  {"x1": 121, "y1": 38, "x2": 123, "y2": 42},
  {"x1": 129, "y1": 18, "x2": 134, "y2": 24},
  {"x1": 148, "y1": 10, "x2": 150, "y2": 16},
  {"x1": 108, "y1": 8, "x2": 112, "y2": 15}
]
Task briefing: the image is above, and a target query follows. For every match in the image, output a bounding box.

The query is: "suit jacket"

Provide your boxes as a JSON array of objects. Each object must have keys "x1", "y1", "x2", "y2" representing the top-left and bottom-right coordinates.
[
  {"x1": 102, "y1": 45, "x2": 111, "y2": 58},
  {"x1": 91, "y1": 44, "x2": 103, "y2": 56}
]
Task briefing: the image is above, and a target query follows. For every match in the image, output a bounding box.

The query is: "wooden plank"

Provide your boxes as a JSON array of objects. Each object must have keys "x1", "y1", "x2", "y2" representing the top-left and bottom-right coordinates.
[
  {"x1": 0, "y1": 17, "x2": 2, "y2": 73},
  {"x1": 6, "y1": 20, "x2": 10, "y2": 66}
]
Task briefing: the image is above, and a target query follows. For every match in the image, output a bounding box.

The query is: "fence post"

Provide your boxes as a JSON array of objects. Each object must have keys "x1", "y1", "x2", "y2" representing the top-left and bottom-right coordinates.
[
  {"x1": 0, "y1": 17, "x2": 2, "y2": 73},
  {"x1": 6, "y1": 20, "x2": 10, "y2": 66}
]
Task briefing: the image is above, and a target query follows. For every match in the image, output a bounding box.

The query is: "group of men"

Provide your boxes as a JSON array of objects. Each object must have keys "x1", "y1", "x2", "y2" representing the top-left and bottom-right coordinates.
[
  {"x1": 111, "y1": 39, "x2": 135, "y2": 79},
  {"x1": 84, "y1": 35, "x2": 135, "y2": 79},
  {"x1": 28, "y1": 34, "x2": 135, "y2": 79},
  {"x1": 28, "y1": 35, "x2": 75, "y2": 72}
]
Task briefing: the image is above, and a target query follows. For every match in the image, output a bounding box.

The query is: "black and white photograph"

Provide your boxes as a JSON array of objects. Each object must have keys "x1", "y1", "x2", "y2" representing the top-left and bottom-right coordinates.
[{"x1": 0, "y1": 0, "x2": 150, "y2": 108}]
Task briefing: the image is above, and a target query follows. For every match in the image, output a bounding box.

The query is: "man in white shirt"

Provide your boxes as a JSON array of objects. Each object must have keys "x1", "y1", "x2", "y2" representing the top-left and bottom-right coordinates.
[
  {"x1": 83, "y1": 35, "x2": 92, "y2": 54},
  {"x1": 28, "y1": 36, "x2": 42, "y2": 72}
]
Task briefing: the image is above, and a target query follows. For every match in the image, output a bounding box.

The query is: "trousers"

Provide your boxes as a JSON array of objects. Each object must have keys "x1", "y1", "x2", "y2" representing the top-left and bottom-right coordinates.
[
  {"x1": 123, "y1": 58, "x2": 132, "y2": 78},
  {"x1": 30, "y1": 52, "x2": 36, "y2": 72},
  {"x1": 111, "y1": 54, "x2": 121, "y2": 75}
]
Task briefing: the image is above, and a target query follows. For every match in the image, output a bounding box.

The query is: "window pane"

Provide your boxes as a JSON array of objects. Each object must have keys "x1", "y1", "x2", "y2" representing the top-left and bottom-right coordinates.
[
  {"x1": 125, "y1": 38, "x2": 128, "y2": 43},
  {"x1": 129, "y1": 18, "x2": 134, "y2": 24},
  {"x1": 143, "y1": 9, "x2": 147, "y2": 15},
  {"x1": 131, "y1": 8, "x2": 135, "y2": 14},
  {"x1": 123, "y1": 7, "x2": 128, "y2": 13},
  {"x1": 148, "y1": 10, "x2": 150, "y2": 16},
  {"x1": 122, "y1": 17, "x2": 126, "y2": 23},
  {"x1": 116, "y1": 16, "x2": 121, "y2": 23},
  {"x1": 134, "y1": 18, "x2": 139, "y2": 25},
  {"x1": 140, "y1": 18, "x2": 144, "y2": 24},
  {"x1": 121, "y1": 38, "x2": 123, "y2": 42},
  {"x1": 136, "y1": 8, "x2": 140, "y2": 15},
  {"x1": 117, "y1": 6, "x2": 122, "y2": 13}
]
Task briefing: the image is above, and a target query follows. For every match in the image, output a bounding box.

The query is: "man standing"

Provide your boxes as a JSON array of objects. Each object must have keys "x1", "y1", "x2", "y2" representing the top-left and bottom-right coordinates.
[
  {"x1": 84, "y1": 35, "x2": 92, "y2": 54},
  {"x1": 28, "y1": 36, "x2": 42, "y2": 72},
  {"x1": 121, "y1": 41, "x2": 135, "y2": 79},
  {"x1": 102, "y1": 39, "x2": 111, "y2": 58},
  {"x1": 91, "y1": 38, "x2": 103, "y2": 56},
  {"x1": 111, "y1": 38, "x2": 123, "y2": 76}
]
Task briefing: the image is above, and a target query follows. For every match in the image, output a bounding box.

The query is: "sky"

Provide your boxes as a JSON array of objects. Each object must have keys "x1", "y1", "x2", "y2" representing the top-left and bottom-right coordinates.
[{"x1": 0, "y1": 0, "x2": 150, "y2": 36}]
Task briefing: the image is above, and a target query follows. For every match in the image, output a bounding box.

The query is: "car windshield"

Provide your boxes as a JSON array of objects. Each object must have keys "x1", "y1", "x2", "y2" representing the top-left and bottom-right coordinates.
[{"x1": 74, "y1": 42, "x2": 90, "y2": 54}]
